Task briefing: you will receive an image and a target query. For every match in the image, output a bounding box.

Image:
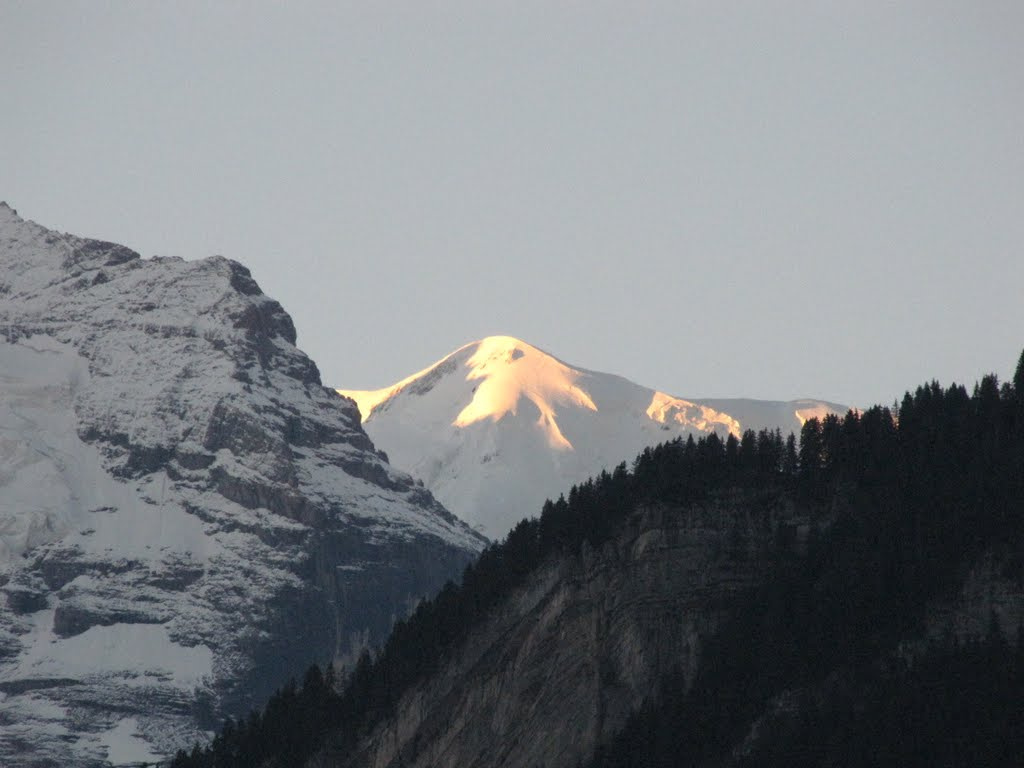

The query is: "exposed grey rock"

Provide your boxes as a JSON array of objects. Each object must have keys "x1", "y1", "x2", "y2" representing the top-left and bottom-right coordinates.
[
  {"x1": 323, "y1": 495, "x2": 803, "y2": 768},
  {"x1": 0, "y1": 204, "x2": 486, "y2": 766},
  {"x1": 3, "y1": 573, "x2": 50, "y2": 615},
  {"x1": 317, "y1": 493, "x2": 1024, "y2": 768}
]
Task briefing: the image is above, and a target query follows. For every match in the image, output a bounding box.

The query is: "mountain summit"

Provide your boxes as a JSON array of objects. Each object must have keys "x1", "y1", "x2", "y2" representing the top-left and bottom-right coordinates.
[
  {"x1": 0, "y1": 205, "x2": 484, "y2": 766},
  {"x1": 338, "y1": 336, "x2": 845, "y2": 539}
]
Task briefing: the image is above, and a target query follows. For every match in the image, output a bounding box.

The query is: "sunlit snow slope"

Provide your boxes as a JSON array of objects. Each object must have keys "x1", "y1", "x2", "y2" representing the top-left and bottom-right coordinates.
[{"x1": 339, "y1": 336, "x2": 847, "y2": 539}]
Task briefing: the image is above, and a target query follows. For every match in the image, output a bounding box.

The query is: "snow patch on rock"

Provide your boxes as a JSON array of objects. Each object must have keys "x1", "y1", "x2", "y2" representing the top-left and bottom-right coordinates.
[{"x1": 0, "y1": 205, "x2": 484, "y2": 766}]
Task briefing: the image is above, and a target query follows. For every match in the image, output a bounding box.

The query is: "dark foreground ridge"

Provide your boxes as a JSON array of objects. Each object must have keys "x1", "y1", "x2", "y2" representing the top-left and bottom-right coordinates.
[{"x1": 173, "y1": 351, "x2": 1024, "y2": 768}]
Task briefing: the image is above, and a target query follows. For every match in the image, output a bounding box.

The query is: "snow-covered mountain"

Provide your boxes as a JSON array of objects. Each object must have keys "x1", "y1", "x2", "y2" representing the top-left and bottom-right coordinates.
[
  {"x1": 338, "y1": 336, "x2": 846, "y2": 540},
  {"x1": 0, "y1": 203, "x2": 485, "y2": 766}
]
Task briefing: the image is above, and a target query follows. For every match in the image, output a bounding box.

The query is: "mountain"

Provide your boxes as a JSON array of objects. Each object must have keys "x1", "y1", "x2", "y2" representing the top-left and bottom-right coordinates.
[
  {"x1": 338, "y1": 335, "x2": 846, "y2": 539},
  {"x1": 176, "y1": 355, "x2": 1024, "y2": 768},
  {"x1": 0, "y1": 203, "x2": 485, "y2": 766}
]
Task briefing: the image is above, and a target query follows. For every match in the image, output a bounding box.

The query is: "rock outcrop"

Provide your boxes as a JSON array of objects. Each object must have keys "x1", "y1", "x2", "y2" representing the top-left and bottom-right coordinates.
[
  {"x1": 0, "y1": 203, "x2": 485, "y2": 766},
  {"x1": 317, "y1": 490, "x2": 1024, "y2": 768},
  {"x1": 323, "y1": 493, "x2": 802, "y2": 768}
]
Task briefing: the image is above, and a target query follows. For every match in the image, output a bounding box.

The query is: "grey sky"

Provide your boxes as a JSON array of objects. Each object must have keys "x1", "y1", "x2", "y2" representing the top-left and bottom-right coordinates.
[{"x1": 3, "y1": 2, "x2": 1022, "y2": 408}]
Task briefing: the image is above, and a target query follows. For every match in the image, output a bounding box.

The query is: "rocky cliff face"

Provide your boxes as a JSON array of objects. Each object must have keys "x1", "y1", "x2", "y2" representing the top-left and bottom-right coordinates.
[
  {"x1": 321, "y1": 493, "x2": 804, "y2": 768},
  {"x1": 0, "y1": 203, "x2": 485, "y2": 766},
  {"x1": 316, "y1": 487, "x2": 1024, "y2": 768}
]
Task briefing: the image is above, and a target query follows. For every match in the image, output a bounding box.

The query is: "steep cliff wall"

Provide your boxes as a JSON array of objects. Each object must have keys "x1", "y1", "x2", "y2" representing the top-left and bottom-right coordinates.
[
  {"x1": 0, "y1": 204, "x2": 485, "y2": 766},
  {"x1": 321, "y1": 492, "x2": 806, "y2": 768},
  {"x1": 317, "y1": 491, "x2": 1024, "y2": 768}
]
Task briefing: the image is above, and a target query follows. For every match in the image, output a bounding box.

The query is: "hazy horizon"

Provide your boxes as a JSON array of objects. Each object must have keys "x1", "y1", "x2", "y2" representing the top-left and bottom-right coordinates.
[{"x1": 4, "y1": 3, "x2": 1022, "y2": 407}]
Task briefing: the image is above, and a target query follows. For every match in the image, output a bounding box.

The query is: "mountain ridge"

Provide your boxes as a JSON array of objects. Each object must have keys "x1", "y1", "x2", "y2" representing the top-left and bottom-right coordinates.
[
  {"x1": 174, "y1": 351, "x2": 1024, "y2": 768},
  {"x1": 338, "y1": 335, "x2": 846, "y2": 538},
  {"x1": 0, "y1": 204, "x2": 484, "y2": 765}
]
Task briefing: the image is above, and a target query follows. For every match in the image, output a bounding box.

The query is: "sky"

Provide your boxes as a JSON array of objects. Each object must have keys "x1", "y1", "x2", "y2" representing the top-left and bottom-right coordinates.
[{"x1": 2, "y1": 2, "x2": 1022, "y2": 408}]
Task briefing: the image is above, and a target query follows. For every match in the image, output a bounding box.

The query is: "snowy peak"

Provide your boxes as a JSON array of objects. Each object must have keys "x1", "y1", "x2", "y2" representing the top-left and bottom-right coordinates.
[
  {"x1": 454, "y1": 337, "x2": 595, "y2": 450},
  {"x1": 340, "y1": 336, "x2": 561, "y2": 423},
  {"x1": 337, "y1": 337, "x2": 845, "y2": 539},
  {"x1": 341, "y1": 335, "x2": 734, "y2": 453},
  {"x1": 0, "y1": 207, "x2": 483, "y2": 766}
]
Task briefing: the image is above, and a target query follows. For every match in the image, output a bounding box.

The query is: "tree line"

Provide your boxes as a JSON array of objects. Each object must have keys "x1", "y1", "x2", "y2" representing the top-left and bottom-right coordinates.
[
  {"x1": 173, "y1": 351, "x2": 1024, "y2": 768},
  {"x1": 592, "y1": 354, "x2": 1024, "y2": 767}
]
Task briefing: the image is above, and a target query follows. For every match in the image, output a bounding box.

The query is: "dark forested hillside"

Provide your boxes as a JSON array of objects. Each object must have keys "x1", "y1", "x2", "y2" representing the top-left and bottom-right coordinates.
[
  {"x1": 591, "y1": 360, "x2": 1024, "y2": 768},
  {"x1": 172, "y1": 352, "x2": 1024, "y2": 768}
]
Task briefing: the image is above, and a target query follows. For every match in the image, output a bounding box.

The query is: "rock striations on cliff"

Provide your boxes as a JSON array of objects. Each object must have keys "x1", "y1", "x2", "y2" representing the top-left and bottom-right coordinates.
[
  {"x1": 0, "y1": 203, "x2": 485, "y2": 766},
  {"x1": 311, "y1": 487, "x2": 1024, "y2": 768},
  {"x1": 318, "y1": 494, "x2": 800, "y2": 768}
]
